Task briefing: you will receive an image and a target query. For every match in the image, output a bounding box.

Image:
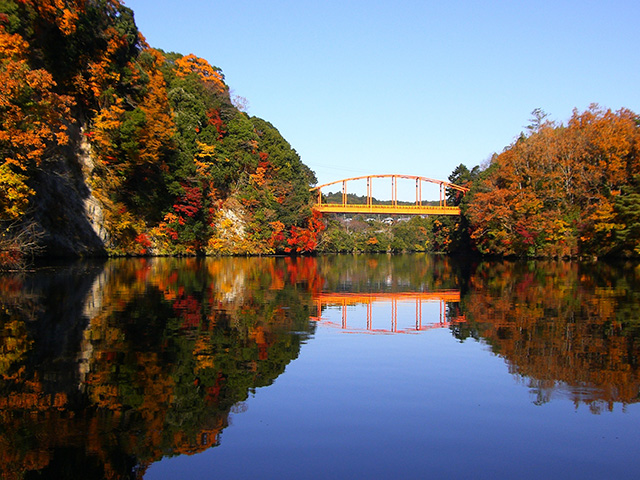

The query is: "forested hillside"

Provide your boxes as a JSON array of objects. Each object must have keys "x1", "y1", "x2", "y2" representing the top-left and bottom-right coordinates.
[
  {"x1": 2, "y1": 2, "x2": 639, "y2": 264},
  {"x1": 0, "y1": 0, "x2": 320, "y2": 265},
  {"x1": 464, "y1": 106, "x2": 640, "y2": 258}
]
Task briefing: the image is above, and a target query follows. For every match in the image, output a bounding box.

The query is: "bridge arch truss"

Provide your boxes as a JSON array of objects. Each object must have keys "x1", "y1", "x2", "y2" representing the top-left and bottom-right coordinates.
[{"x1": 311, "y1": 174, "x2": 469, "y2": 216}]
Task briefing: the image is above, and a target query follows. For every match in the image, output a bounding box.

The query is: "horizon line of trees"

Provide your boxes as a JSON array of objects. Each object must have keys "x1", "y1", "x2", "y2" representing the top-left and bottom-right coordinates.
[{"x1": 1, "y1": 4, "x2": 639, "y2": 264}]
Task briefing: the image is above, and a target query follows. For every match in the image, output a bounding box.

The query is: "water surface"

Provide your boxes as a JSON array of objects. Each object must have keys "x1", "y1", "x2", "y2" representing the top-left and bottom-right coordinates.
[{"x1": 1, "y1": 255, "x2": 639, "y2": 479}]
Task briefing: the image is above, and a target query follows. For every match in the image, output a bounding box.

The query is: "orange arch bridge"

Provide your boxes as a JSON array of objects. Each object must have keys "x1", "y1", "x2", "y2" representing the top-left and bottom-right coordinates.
[
  {"x1": 311, "y1": 174, "x2": 469, "y2": 215},
  {"x1": 310, "y1": 291, "x2": 466, "y2": 335}
]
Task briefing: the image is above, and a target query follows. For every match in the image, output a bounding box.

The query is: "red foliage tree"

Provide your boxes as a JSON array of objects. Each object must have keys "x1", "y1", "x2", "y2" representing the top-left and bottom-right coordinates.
[
  {"x1": 173, "y1": 185, "x2": 203, "y2": 219},
  {"x1": 285, "y1": 211, "x2": 325, "y2": 253}
]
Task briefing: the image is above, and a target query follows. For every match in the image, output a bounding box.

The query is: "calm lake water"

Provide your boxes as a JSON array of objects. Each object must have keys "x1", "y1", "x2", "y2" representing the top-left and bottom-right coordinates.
[{"x1": 1, "y1": 254, "x2": 639, "y2": 479}]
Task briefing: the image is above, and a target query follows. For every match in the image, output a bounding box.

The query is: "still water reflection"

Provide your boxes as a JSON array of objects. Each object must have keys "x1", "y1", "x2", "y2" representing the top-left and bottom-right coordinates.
[{"x1": 0, "y1": 255, "x2": 639, "y2": 479}]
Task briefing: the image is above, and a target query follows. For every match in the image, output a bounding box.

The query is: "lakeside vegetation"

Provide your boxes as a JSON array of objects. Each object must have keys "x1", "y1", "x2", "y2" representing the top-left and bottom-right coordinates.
[
  {"x1": 1, "y1": 1, "x2": 639, "y2": 265},
  {"x1": 0, "y1": 0, "x2": 320, "y2": 267},
  {"x1": 465, "y1": 107, "x2": 640, "y2": 259}
]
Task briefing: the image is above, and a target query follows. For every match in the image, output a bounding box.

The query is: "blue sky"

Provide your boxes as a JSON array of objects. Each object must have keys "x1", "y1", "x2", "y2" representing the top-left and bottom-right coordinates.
[{"x1": 124, "y1": 0, "x2": 639, "y2": 199}]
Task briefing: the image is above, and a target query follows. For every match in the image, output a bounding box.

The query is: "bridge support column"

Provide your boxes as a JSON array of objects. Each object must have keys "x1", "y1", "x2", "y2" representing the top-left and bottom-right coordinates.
[
  {"x1": 391, "y1": 176, "x2": 394, "y2": 206},
  {"x1": 391, "y1": 298, "x2": 397, "y2": 332},
  {"x1": 439, "y1": 183, "x2": 448, "y2": 207},
  {"x1": 342, "y1": 300, "x2": 347, "y2": 329},
  {"x1": 342, "y1": 180, "x2": 347, "y2": 206}
]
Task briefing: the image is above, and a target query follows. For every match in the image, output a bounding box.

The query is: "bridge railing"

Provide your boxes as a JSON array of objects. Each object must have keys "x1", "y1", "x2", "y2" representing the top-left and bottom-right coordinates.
[{"x1": 313, "y1": 203, "x2": 462, "y2": 215}]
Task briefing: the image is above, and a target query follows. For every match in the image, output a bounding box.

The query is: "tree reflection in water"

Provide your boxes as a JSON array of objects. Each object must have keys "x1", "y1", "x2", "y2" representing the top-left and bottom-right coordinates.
[
  {"x1": 456, "y1": 260, "x2": 640, "y2": 411},
  {"x1": 0, "y1": 255, "x2": 639, "y2": 478},
  {"x1": 0, "y1": 257, "x2": 317, "y2": 479}
]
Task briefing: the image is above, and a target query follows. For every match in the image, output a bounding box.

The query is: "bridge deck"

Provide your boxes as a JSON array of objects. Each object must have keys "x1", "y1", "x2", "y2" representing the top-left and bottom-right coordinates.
[
  {"x1": 315, "y1": 291, "x2": 461, "y2": 304},
  {"x1": 312, "y1": 204, "x2": 461, "y2": 215}
]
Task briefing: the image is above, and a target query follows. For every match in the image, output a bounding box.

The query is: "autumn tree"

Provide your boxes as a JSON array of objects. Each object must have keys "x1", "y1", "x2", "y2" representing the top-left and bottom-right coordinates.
[
  {"x1": 0, "y1": 0, "x2": 324, "y2": 257},
  {"x1": 0, "y1": 25, "x2": 72, "y2": 215},
  {"x1": 465, "y1": 105, "x2": 640, "y2": 257},
  {"x1": 0, "y1": 22, "x2": 73, "y2": 265},
  {"x1": 174, "y1": 53, "x2": 226, "y2": 95}
]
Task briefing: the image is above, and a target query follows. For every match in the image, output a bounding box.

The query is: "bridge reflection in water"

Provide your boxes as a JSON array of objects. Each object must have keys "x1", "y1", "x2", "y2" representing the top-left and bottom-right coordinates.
[{"x1": 310, "y1": 291, "x2": 465, "y2": 334}]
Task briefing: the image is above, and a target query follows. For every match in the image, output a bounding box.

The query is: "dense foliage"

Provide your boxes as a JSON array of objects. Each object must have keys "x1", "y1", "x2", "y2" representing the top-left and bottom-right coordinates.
[
  {"x1": 465, "y1": 106, "x2": 640, "y2": 258},
  {"x1": 0, "y1": 0, "x2": 319, "y2": 264},
  {"x1": 1, "y1": 2, "x2": 639, "y2": 261}
]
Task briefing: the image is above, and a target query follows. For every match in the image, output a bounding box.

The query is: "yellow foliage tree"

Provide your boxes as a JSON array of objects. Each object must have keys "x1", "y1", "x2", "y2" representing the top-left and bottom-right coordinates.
[
  {"x1": 136, "y1": 49, "x2": 176, "y2": 166},
  {"x1": 0, "y1": 24, "x2": 72, "y2": 239}
]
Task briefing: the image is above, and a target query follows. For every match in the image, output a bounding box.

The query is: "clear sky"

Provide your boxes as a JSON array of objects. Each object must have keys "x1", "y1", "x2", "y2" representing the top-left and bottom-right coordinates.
[{"x1": 124, "y1": 0, "x2": 639, "y2": 198}]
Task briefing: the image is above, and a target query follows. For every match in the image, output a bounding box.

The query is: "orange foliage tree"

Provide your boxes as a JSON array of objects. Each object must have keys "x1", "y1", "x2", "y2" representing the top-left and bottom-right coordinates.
[
  {"x1": 88, "y1": 45, "x2": 177, "y2": 252},
  {"x1": 0, "y1": 25, "x2": 72, "y2": 220},
  {"x1": 0, "y1": 21, "x2": 74, "y2": 266},
  {"x1": 174, "y1": 53, "x2": 226, "y2": 94},
  {"x1": 466, "y1": 105, "x2": 640, "y2": 257}
]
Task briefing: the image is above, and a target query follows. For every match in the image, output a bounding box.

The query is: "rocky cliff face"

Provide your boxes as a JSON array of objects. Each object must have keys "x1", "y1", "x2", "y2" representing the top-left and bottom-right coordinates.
[{"x1": 30, "y1": 124, "x2": 106, "y2": 257}]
